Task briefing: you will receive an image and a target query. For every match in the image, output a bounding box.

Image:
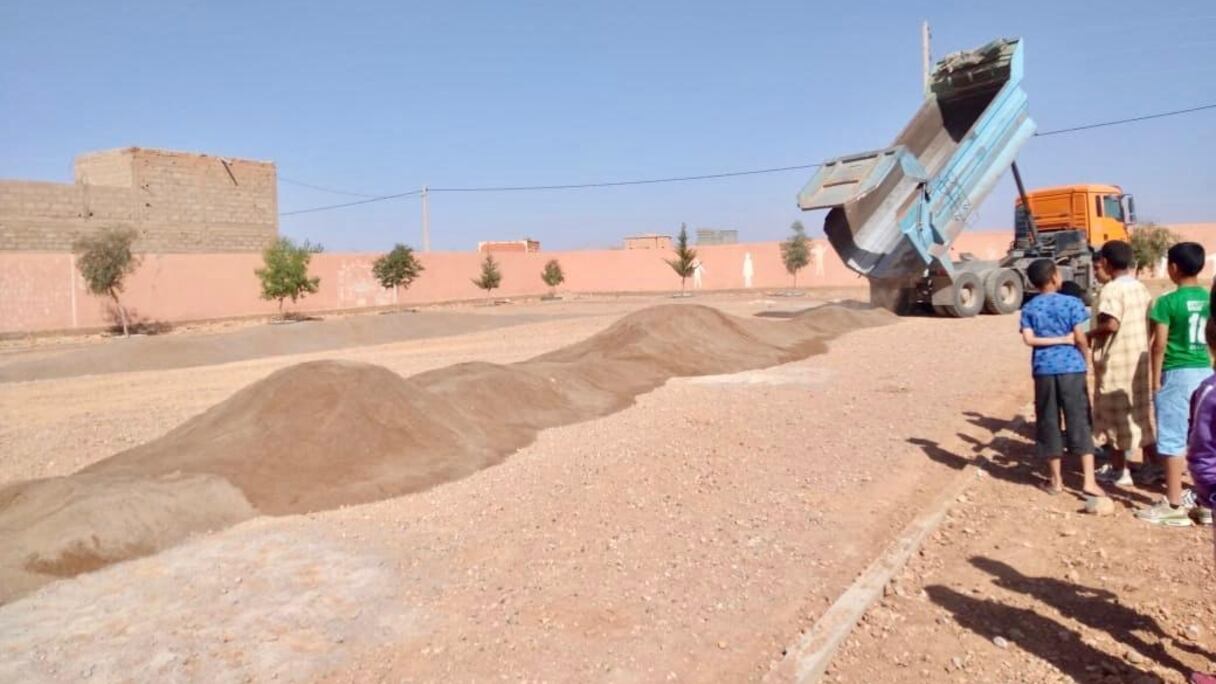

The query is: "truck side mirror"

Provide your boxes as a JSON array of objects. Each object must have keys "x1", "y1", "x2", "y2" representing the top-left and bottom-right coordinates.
[{"x1": 1123, "y1": 194, "x2": 1137, "y2": 225}]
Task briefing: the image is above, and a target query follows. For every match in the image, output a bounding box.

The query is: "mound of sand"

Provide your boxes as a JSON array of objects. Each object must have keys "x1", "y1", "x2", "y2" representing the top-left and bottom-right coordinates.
[
  {"x1": 86, "y1": 360, "x2": 499, "y2": 515},
  {"x1": 0, "y1": 303, "x2": 894, "y2": 603},
  {"x1": 0, "y1": 473, "x2": 255, "y2": 603}
]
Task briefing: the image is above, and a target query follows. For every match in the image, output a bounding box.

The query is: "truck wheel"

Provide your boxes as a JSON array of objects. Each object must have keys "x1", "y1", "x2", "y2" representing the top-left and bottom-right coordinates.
[
  {"x1": 941, "y1": 272, "x2": 984, "y2": 318},
  {"x1": 982, "y1": 268, "x2": 1024, "y2": 315}
]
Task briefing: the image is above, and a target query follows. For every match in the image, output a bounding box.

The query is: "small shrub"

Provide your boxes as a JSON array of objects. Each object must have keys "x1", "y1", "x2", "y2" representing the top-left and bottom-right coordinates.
[
  {"x1": 372, "y1": 243, "x2": 425, "y2": 310},
  {"x1": 473, "y1": 254, "x2": 502, "y2": 294},
  {"x1": 541, "y1": 259, "x2": 565, "y2": 296},
  {"x1": 665, "y1": 224, "x2": 696, "y2": 293},
  {"x1": 780, "y1": 220, "x2": 810, "y2": 287},
  {"x1": 1129, "y1": 222, "x2": 1178, "y2": 275},
  {"x1": 73, "y1": 227, "x2": 142, "y2": 337},
  {"x1": 255, "y1": 237, "x2": 322, "y2": 315}
]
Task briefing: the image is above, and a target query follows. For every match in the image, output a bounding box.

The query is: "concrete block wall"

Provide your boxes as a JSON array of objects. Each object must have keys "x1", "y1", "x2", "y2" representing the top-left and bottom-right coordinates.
[
  {"x1": 2, "y1": 224, "x2": 1213, "y2": 335},
  {"x1": 0, "y1": 147, "x2": 277, "y2": 253}
]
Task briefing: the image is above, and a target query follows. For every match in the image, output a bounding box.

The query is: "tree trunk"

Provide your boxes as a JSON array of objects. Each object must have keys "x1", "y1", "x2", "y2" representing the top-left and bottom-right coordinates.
[
  {"x1": 110, "y1": 290, "x2": 129, "y2": 337},
  {"x1": 395, "y1": 285, "x2": 402, "y2": 312},
  {"x1": 794, "y1": 271, "x2": 798, "y2": 289},
  {"x1": 278, "y1": 298, "x2": 284, "y2": 317}
]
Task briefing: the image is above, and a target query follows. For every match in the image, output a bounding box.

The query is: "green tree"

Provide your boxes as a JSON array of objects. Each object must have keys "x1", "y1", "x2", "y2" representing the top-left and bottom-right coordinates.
[
  {"x1": 73, "y1": 227, "x2": 142, "y2": 337},
  {"x1": 372, "y1": 243, "x2": 425, "y2": 310},
  {"x1": 255, "y1": 237, "x2": 322, "y2": 315},
  {"x1": 540, "y1": 259, "x2": 565, "y2": 296},
  {"x1": 665, "y1": 223, "x2": 697, "y2": 293},
  {"x1": 1129, "y1": 222, "x2": 1178, "y2": 276},
  {"x1": 472, "y1": 254, "x2": 502, "y2": 294},
  {"x1": 780, "y1": 220, "x2": 811, "y2": 287}
]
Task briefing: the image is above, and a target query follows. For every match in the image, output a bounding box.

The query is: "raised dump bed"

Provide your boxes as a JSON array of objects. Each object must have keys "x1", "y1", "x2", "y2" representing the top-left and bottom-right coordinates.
[{"x1": 798, "y1": 38, "x2": 1037, "y2": 316}]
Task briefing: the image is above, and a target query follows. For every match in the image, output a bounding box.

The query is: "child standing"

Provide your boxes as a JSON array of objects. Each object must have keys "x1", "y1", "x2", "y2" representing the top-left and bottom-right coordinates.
[
  {"x1": 1090, "y1": 240, "x2": 1156, "y2": 484},
  {"x1": 1020, "y1": 259, "x2": 1099, "y2": 495},
  {"x1": 1137, "y1": 242, "x2": 1212, "y2": 525},
  {"x1": 1184, "y1": 286, "x2": 1216, "y2": 684}
]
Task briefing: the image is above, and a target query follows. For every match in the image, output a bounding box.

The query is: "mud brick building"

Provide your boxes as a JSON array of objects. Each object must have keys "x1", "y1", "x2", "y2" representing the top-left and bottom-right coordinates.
[{"x1": 0, "y1": 148, "x2": 277, "y2": 252}]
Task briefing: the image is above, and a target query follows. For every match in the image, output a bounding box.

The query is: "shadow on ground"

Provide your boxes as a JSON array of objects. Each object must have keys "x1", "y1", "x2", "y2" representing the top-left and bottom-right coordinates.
[
  {"x1": 909, "y1": 411, "x2": 1156, "y2": 507},
  {"x1": 971, "y1": 557, "x2": 1214, "y2": 674},
  {"x1": 925, "y1": 582, "x2": 1163, "y2": 682}
]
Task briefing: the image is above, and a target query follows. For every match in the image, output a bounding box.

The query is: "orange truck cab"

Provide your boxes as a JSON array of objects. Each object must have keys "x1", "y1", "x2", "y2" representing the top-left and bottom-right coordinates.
[
  {"x1": 1015, "y1": 183, "x2": 1135, "y2": 248},
  {"x1": 999, "y1": 183, "x2": 1138, "y2": 306}
]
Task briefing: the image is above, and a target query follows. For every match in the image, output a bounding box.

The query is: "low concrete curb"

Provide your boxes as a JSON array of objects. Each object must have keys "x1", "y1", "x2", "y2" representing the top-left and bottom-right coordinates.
[{"x1": 764, "y1": 410, "x2": 1030, "y2": 683}]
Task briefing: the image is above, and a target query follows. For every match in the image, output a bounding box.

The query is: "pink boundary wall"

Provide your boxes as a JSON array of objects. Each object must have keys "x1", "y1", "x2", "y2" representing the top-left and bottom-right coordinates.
[{"x1": 3, "y1": 224, "x2": 1214, "y2": 334}]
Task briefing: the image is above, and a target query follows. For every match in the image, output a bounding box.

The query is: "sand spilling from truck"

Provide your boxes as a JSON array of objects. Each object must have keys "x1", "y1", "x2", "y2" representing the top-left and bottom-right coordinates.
[{"x1": 0, "y1": 303, "x2": 893, "y2": 603}]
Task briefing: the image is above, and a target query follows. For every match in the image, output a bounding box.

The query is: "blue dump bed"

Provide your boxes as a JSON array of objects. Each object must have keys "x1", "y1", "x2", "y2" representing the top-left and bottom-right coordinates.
[{"x1": 797, "y1": 38, "x2": 1036, "y2": 284}]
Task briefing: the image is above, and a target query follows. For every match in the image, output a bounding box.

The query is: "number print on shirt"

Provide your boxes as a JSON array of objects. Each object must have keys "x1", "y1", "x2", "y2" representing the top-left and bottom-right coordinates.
[{"x1": 1190, "y1": 313, "x2": 1208, "y2": 346}]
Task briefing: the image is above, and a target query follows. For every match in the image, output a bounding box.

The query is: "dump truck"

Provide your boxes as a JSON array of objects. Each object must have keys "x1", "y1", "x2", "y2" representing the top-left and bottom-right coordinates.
[{"x1": 797, "y1": 37, "x2": 1135, "y2": 316}]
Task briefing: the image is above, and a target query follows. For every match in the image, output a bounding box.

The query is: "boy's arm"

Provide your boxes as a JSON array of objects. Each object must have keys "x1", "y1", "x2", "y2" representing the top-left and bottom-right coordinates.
[
  {"x1": 1088, "y1": 286, "x2": 1122, "y2": 342},
  {"x1": 1021, "y1": 328, "x2": 1071, "y2": 347},
  {"x1": 1072, "y1": 323, "x2": 1090, "y2": 352},
  {"x1": 1150, "y1": 321, "x2": 1167, "y2": 392},
  {"x1": 1087, "y1": 313, "x2": 1120, "y2": 342}
]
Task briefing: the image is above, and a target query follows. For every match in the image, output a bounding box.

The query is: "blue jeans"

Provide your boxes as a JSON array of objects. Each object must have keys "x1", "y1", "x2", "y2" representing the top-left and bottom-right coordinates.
[{"x1": 1155, "y1": 367, "x2": 1214, "y2": 456}]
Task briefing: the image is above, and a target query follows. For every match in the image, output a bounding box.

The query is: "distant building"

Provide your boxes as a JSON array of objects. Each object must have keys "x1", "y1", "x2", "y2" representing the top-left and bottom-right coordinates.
[
  {"x1": 478, "y1": 239, "x2": 540, "y2": 253},
  {"x1": 0, "y1": 147, "x2": 277, "y2": 253},
  {"x1": 696, "y1": 228, "x2": 738, "y2": 245},
  {"x1": 624, "y1": 234, "x2": 672, "y2": 250}
]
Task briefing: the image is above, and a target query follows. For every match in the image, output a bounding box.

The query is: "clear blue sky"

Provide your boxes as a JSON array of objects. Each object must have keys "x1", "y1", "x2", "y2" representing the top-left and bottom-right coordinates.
[{"x1": 2, "y1": 1, "x2": 1214, "y2": 251}]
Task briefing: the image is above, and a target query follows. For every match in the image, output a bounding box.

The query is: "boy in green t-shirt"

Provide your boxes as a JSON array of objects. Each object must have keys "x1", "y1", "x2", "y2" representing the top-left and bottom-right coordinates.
[{"x1": 1137, "y1": 242, "x2": 1213, "y2": 526}]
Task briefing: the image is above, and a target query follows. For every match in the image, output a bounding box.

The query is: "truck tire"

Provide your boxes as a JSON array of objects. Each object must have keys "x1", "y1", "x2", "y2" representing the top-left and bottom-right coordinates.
[
  {"x1": 941, "y1": 272, "x2": 984, "y2": 318},
  {"x1": 982, "y1": 268, "x2": 1024, "y2": 315}
]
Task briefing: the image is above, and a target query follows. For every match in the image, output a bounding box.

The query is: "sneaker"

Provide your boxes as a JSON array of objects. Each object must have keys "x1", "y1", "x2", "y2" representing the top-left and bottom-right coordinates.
[
  {"x1": 1096, "y1": 464, "x2": 1134, "y2": 486},
  {"x1": 1136, "y1": 464, "x2": 1165, "y2": 486},
  {"x1": 1183, "y1": 489, "x2": 1214, "y2": 525},
  {"x1": 1135, "y1": 499, "x2": 1194, "y2": 527}
]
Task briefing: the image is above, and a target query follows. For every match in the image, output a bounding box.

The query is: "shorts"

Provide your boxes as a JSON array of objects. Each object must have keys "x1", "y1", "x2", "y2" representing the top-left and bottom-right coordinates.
[
  {"x1": 1155, "y1": 367, "x2": 1214, "y2": 456},
  {"x1": 1034, "y1": 372, "x2": 1095, "y2": 458}
]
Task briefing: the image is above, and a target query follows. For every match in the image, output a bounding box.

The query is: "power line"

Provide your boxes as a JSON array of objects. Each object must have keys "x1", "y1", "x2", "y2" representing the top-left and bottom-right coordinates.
[
  {"x1": 1035, "y1": 102, "x2": 1216, "y2": 137},
  {"x1": 278, "y1": 189, "x2": 424, "y2": 217},
  {"x1": 429, "y1": 163, "x2": 823, "y2": 193},
  {"x1": 278, "y1": 176, "x2": 382, "y2": 198},
  {"x1": 277, "y1": 102, "x2": 1216, "y2": 216}
]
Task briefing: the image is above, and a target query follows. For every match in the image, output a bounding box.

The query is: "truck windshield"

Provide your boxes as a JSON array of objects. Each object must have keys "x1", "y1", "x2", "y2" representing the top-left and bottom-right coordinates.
[{"x1": 1103, "y1": 195, "x2": 1124, "y2": 222}]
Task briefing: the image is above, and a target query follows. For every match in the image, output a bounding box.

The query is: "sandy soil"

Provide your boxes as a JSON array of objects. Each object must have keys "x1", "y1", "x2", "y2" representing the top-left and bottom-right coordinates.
[
  {"x1": 2, "y1": 303, "x2": 898, "y2": 603},
  {"x1": 0, "y1": 309, "x2": 576, "y2": 382},
  {"x1": 0, "y1": 293, "x2": 1040, "y2": 682},
  {"x1": 826, "y1": 412, "x2": 1216, "y2": 683}
]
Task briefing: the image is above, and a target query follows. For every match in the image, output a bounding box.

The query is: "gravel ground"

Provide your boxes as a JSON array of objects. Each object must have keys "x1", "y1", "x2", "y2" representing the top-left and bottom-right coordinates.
[
  {"x1": 0, "y1": 296, "x2": 1032, "y2": 681},
  {"x1": 825, "y1": 409, "x2": 1216, "y2": 683}
]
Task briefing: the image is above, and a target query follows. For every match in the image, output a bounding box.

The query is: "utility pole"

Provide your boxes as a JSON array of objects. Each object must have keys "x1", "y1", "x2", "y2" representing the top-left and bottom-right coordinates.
[
  {"x1": 420, "y1": 184, "x2": 430, "y2": 252},
  {"x1": 921, "y1": 20, "x2": 932, "y2": 97}
]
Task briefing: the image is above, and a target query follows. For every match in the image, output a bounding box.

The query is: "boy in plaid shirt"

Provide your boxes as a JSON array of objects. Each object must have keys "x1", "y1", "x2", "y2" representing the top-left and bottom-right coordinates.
[{"x1": 1090, "y1": 240, "x2": 1156, "y2": 485}]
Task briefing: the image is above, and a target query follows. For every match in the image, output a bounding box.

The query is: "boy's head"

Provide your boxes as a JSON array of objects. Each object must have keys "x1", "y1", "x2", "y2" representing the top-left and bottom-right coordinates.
[
  {"x1": 1027, "y1": 258, "x2": 1060, "y2": 292},
  {"x1": 1059, "y1": 280, "x2": 1086, "y2": 300},
  {"x1": 1166, "y1": 241, "x2": 1205, "y2": 283},
  {"x1": 1097, "y1": 240, "x2": 1134, "y2": 279}
]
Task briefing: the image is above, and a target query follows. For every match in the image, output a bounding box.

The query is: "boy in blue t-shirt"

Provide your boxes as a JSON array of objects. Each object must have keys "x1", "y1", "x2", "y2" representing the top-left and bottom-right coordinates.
[{"x1": 1020, "y1": 259, "x2": 1100, "y2": 496}]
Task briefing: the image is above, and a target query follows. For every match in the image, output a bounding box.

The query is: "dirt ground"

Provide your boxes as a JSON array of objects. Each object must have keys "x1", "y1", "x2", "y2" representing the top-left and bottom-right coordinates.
[
  {"x1": 1, "y1": 291, "x2": 1208, "y2": 682},
  {"x1": 826, "y1": 412, "x2": 1216, "y2": 683}
]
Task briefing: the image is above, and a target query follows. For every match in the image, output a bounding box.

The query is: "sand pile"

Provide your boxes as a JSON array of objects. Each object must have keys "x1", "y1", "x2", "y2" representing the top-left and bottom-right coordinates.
[
  {"x1": 0, "y1": 303, "x2": 894, "y2": 603},
  {"x1": 0, "y1": 473, "x2": 256, "y2": 602}
]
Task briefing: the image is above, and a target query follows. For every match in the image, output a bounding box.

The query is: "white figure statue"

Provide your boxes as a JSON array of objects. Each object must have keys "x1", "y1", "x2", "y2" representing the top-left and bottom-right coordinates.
[
  {"x1": 810, "y1": 241, "x2": 827, "y2": 277},
  {"x1": 742, "y1": 252, "x2": 754, "y2": 288},
  {"x1": 692, "y1": 258, "x2": 705, "y2": 289}
]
